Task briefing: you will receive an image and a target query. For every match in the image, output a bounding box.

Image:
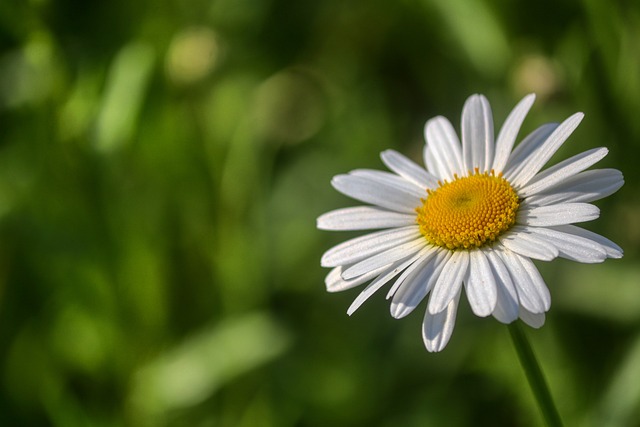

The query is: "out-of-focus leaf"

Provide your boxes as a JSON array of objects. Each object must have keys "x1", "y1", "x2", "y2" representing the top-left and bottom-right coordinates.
[
  {"x1": 588, "y1": 334, "x2": 640, "y2": 427},
  {"x1": 556, "y1": 263, "x2": 640, "y2": 323},
  {"x1": 94, "y1": 41, "x2": 155, "y2": 152},
  {"x1": 129, "y1": 312, "x2": 290, "y2": 416}
]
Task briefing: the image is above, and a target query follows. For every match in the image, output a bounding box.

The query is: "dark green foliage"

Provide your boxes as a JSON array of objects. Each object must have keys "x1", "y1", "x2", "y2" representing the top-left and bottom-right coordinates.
[{"x1": 0, "y1": 0, "x2": 638, "y2": 425}]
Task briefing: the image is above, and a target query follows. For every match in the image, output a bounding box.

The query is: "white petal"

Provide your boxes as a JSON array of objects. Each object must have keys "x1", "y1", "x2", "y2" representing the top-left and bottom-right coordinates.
[
  {"x1": 428, "y1": 250, "x2": 469, "y2": 314},
  {"x1": 385, "y1": 245, "x2": 438, "y2": 299},
  {"x1": 349, "y1": 169, "x2": 426, "y2": 198},
  {"x1": 500, "y1": 226, "x2": 559, "y2": 261},
  {"x1": 423, "y1": 289, "x2": 461, "y2": 352},
  {"x1": 342, "y1": 237, "x2": 425, "y2": 279},
  {"x1": 519, "y1": 307, "x2": 546, "y2": 328},
  {"x1": 321, "y1": 226, "x2": 420, "y2": 267},
  {"x1": 317, "y1": 206, "x2": 416, "y2": 231},
  {"x1": 462, "y1": 94, "x2": 494, "y2": 172},
  {"x1": 523, "y1": 169, "x2": 624, "y2": 206},
  {"x1": 423, "y1": 146, "x2": 439, "y2": 181},
  {"x1": 331, "y1": 174, "x2": 420, "y2": 213},
  {"x1": 391, "y1": 249, "x2": 451, "y2": 319},
  {"x1": 504, "y1": 123, "x2": 559, "y2": 179},
  {"x1": 525, "y1": 226, "x2": 607, "y2": 263},
  {"x1": 507, "y1": 112, "x2": 584, "y2": 188},
  {"x1": 498, "y1": 249, "x2": 550, "y2": 313},
  {"x1": 552, "y1": 225, "x2": 623, "y2": 259},
  {"x1": 464, "y1": 250, "x2": 497, "y2": 317},
  {"x1": 518, "y1": 147, "x2": 608, "y2": 198},
  {"x1": 325, "y1": 265, "x2": 388, "y2": 293},
  {"x1": 485, "y1": 251, "x2": 519, "y2": 323},
  {"x1": 346, "y1": 256, "x2": 418, "y2": 315},
  {"x1": 380, "y1": 149, "x2": 439, "y2": 190},
  {"x1": 518, "y1": 203, "x2": 600, "y2": 227},
  {"x1": 492, "y1": 94, "x2": 536, "y2": 173},
  {"x1": 424, "y1": 116, "x2": 465, "y2": 181}
]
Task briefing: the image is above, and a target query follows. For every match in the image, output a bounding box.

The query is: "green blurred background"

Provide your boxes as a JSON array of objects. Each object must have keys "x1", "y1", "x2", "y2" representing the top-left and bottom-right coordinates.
[{"x1": 1, "y1": 0, "x2": 640, "y2": 426}]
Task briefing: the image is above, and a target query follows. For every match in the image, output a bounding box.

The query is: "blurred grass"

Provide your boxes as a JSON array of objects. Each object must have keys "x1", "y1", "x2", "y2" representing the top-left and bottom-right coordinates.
[{"x1": 1, "y1": 0, "x2": 639, "y2": 426}]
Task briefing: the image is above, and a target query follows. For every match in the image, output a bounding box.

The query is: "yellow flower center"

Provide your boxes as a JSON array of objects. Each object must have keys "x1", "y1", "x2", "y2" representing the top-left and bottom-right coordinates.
[{"x1": 416, "y1": 170, "x2": 519, "y2": 250}]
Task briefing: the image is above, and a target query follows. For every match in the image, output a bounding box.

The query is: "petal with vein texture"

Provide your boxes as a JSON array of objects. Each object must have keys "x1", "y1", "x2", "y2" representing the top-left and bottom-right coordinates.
[
  {"x1": 317, "y1": 206, "x2": 416, "y2": 231},
  {"x1": 381, "y1": 150, "x2": 439, "y2": 190},
  {"x1": 498, "y1": 249, "x2": 550, "y2": 313},
  {"x1": 423, "y1": 290, "x2": 461, "y2": 352},
  {"x1": 504, "y1": 123, "x2": 559, "y2": 179},
  {"x1": 462, "y1": 94, "x2": 494, "y2": 172},
  {"x1": 518, "y1": 147, "x2": 608, "y2": 197},
  {"x1": 331, "y1": 174, "x2": 419, "y2": 213},
  {"x1": 464, "y1": 250, "x2": 497, "y2": 317},
  {"x1": 526, "y1": 226, "x2": 607, "y2": 263},
  {"x1": 500, "y1": 226, "x2": 559, "y2": 261},
  {"x1": 385, "y1": 245, "x2": 438, "y2": 299},
  {"x1": 342, "y1": 237, "x2": 425, "y2": 279},
  {"x1": 507, "y1": 113, "x2": 584, "y2": 188},
  {"x1": 428, "y1": 250, "x2": 469, "y2": 314},
  {"x1": 349, "y1": 169, "x2": 426, "y2": 198},
  {"x1": 492, "y1": 94, "x2": 536, "y2": 173},
  {"x1": 552, "y1": 225, "x2": 623, "y2": 259},
  {"x1": 325, "y1": 265, "x2": 388, "y2": 293},
  {"x1": 523, "y1": 169, "x2": 624, "y2": 206},
  {"x1": 346, "y1": 257, "x2": 417, "y2": 315},
  {"x1": 321, "y1": 226, "x2": 420, "y2": 267},
  {"x1": 424, "y1": 116, "x2": 465, "y2": 181},
  {"x1": 391, "y1": 249, "x2": 451, "y2": 319},
  {"x1": 518, "y1": 203, "x2": 600, "y2": 227},
  {"x1": 486, "y1": 251, "x2": 519, "y2": 323}
]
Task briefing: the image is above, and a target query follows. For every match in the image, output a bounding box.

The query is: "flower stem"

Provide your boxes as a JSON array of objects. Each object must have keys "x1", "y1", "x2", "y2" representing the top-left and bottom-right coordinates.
[{"x1": 508, "y1": 322, "x2": 564, "y2": 427}]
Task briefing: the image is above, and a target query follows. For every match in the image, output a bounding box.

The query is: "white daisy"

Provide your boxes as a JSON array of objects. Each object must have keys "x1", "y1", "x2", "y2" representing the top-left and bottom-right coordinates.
[{"x1": 317, "y1": 94, "x2": 624, "y2": 352}]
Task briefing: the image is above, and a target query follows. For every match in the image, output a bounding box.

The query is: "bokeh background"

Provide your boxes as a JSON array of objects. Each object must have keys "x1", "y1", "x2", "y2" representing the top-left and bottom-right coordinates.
[{"x1": 1, "y1": 0, "x2": 640, "y2": 426}]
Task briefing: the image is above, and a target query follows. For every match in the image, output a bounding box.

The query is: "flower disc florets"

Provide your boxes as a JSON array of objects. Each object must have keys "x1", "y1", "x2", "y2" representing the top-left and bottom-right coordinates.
[{"x1": 416, "y1": 169, "x2": 519, "y2": 250}]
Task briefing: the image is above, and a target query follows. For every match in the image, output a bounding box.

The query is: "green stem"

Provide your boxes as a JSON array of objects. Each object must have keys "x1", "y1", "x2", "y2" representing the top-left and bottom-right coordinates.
[{"x1": 508, "y1": 322, "x2": 564, "y2": 427}]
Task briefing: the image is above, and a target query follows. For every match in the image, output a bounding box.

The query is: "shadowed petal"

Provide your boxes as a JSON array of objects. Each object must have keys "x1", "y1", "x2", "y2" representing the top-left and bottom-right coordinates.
[
  {"x1": 325, "y1": 265, "x2": 388, "y2": 293},
  {"x1": 342, "y1": 237, "x2": 425, "y2": 280},
  {"x1": 497, "y1": 249, "x2": 550, "y2": 313},
  {"x1": 385, "y1": 245, "x2": 439, "y2": 299},
  {"x1": 346, "y1": 254, "x2": 425, "y2": 316},
  {"x1": 321, "y1": 226, "x2": 420, "y2": 267},
  {"x1": 486, "y1": 251, "x2": 519, "y2": 323},
  {"x1": 391, "y1": 249, "x2": 450, "y2": 319},
  {"x1": 428, "y1": 250, "x2": 469, "y2": 314},
  {"x1": 519, "y1": 307, "x2": 546, "y2": 328},
  {"x1": 423, "y1": 289, "x2": 461, "y2": 352},
  {"x1": 464, "y1": 250, "x2": 497, "y2": 317}
]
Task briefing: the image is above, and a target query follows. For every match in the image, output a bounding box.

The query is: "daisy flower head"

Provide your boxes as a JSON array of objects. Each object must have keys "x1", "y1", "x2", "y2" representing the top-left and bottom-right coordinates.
[{"x1": 317, "y1": 94, "x2": 624, "y2": 352}]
